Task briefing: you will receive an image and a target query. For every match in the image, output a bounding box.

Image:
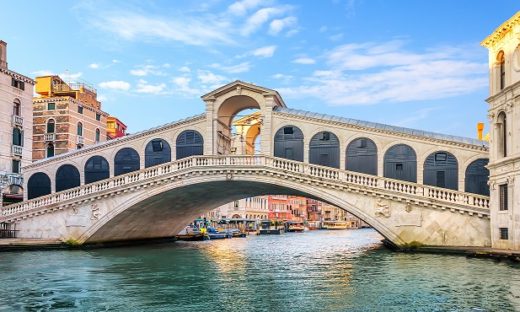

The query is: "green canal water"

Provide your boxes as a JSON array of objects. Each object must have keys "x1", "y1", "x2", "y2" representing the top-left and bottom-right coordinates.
[{"x1": 1, "y1": 229, "x2": 519, "y2": 311}]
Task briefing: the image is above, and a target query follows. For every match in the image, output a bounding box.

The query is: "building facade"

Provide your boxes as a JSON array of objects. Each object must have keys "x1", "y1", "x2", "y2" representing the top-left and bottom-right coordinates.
[
  {"x1": 107, "y1": 116, "x2": 127, "y2": 140},
  {"x1": 482, "y1": 11, "x2": 520, "y2": 250},
  {"x1": 32, "y1": 75, "x2": 109, "y2": 160},
  {"x1": 0, "y1": 41, "x2": 34, "y2": 204}
]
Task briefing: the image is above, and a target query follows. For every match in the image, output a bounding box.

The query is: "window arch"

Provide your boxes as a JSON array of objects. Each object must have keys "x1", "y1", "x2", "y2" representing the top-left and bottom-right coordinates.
[
  {"x1": 497, "y1": 112, "x2": 507, "y2": 158},
  {"x1": 13, "y1": 99, "x2": 21, "y2": 116},
  {"x1": 465, "y1": 158, "x2": 490, "y2": 196},
  {"x1": 274, "y1": 125, "x2": 304, "y2": 161},
  {"x1": 145, "y1": 138, "x2": 171, "y2": 168},
  {"x1": 423, "y1": 151, "x2": 458, "y2": 190},
  {"x1": 114, "y1": 148, "x2": 140, "y2": 176},
  {"x1": 47, "y1": 119, "x2": 55, "y2": 133},
  {"x1": 176, "y1": 130, "x2": 203, "y2": 160},
  {"x1": 77, "y1": 122, "x2": 83, "y2": 136},
  {"x1": 46, "y1": 143, "x2": 55, "y2": 158},
  {"x1": 309, "y1": 131, "x2": 340, "y2": 168},
  {"x1": 12, "y1": 128, "x2": 22, "y2": 146},
  {"x1": 346, "y1": 137, "x2": 377, "y2": 175},
  {"x1": 27, "y1": 172, "x2": 51, "y2": 199},
  {"x1": 84, "y1": 156, "x2": 110, "y2": 184},
  {"x1": 55, "y1": 164, "x2": 80, "y2": 192},
  {"x1": 95, "y1": 128, "x2": 100, "y2": 143},
  {"x1": 383, "y1": 144, "x2": 417, "y2": 182},
  {"x1": 497, "y1": 50, "x2": 505, "y2": 90}
]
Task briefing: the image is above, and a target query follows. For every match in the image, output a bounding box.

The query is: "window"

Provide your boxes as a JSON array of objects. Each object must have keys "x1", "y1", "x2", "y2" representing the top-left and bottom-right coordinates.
[
  {"x1": 321, "y1": 132, "x2": 330, "y2": 141},
  {"x1": 12, "y1": 128, "x2": 22, "y2": 146},
  {"x1": 47, "y1": 119, "x2": 55, "y2": 133},
  {"x1": 500, "y1": 227, "x2": 509, "y2": 240},
  {"x1": 435, "y1": 153, "x2": 447, "y2": 161},
  {"x1": 12, "y1": 160, "x2": 20, "y2": 174},
  {"x1": 47, "y1": 143, "x2": 55, "y2": 158},
  {"x1": 13, "y1": 99, "x2": 21, "y2": 116},
  {"x1": 358, "y1": 139, "x2": 367, "y2": 148},
  {"x1": 499, "y1": 184, "x2": 508, "y2": 211},
  {"x1": 77, "y1": 122, "x2": 83, "y2": 136},
  {"x1": 95, "y1": 129, "x2": 100, "y2": 143},
  {"x1": 396, "y1": 163, "x2": 403, "y2": 171},
  {"x1": 78, "y1": 106, "x2": 83, "y2": 114},
  {"x1": 498, "y1": 51, "x2": 505, "y2": 90},
  {"x1": 11, "y1": 78, "x2": 25, "y2": 90},
  {"x1": 436, "y1": 171, "x2": 446, "y2": 188},
  {"x1": 151, "y1": 140, "x2": 163, "y2": 152},
  {"x1": 283, "y1": 127, "x2": 294, "y2": 135},
  {"x1": 47, "y1": 102, "x2": 55, "y2": 110},
  {"x1": 498, "y1": 112, "x2": 507, "y2": 158},
  {"x1": 234, "y1": 200, "x2": 239, "y2": 208},
  {"x1": 96, "y1": 113, "x2": 101, "y2": 121}
]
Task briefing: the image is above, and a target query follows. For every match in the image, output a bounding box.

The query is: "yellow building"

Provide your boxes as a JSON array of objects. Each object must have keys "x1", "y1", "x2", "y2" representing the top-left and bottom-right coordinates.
[{"x1": 32, "y1": 75, "x2": 108, "y2": 160}]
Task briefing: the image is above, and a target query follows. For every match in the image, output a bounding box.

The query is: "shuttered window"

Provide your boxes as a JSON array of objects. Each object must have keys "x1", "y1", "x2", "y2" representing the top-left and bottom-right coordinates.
[
  {"x1": 499, "y1": 184, "x2": 508, "y2": 211},
  {"x1": 500, "y1": 227, "x2": 509, "y2": 240}
]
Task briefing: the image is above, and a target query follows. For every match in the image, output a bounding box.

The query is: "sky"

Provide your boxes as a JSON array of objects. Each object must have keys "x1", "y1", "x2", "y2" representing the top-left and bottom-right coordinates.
[{"x1": 2, "y1": 0, "x2": 519, "y2": 138}]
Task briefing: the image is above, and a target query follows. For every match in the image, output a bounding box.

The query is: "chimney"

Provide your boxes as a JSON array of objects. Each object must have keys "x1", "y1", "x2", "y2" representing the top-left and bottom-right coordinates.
[
  {"x1": 477, "y1": 122, "x2": 484, "y2": 140},
  {"x1": 0, "y1": 41, "x2": 6, "y2": 69}
]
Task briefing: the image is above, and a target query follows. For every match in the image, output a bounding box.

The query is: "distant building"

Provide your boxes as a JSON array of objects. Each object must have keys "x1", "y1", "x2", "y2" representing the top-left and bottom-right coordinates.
[
  {"x1": 0, "y1": 40, "x2": 35, "y2": 204},
  {"x1": 32, "y1": 75, "x2": 108, "y2": 160},
  {"x1": 107, "y1": 116, "x2": 127, "y2": 140}
]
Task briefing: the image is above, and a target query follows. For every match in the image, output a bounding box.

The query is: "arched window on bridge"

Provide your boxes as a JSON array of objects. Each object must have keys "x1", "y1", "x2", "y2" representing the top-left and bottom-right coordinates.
[
  {"x1": 56, "y1": 164, "x2": 81, "y2": 192},
  {"x1": 384, "y1": 144, "x2": 417, "y2": 183},
  {"x1": 274, "y1": 125, "x2": 304, "y2": 161},
  {"x1": 465, "y1": 158, "x2": 490, "y2": 196},
  {"x1": 27, "y1": 172, "x2": 51, "y2": 200},
  {"x1": 423, "y1": 151, "x2": 458, "y2": 190},
  {"x1": 346, "y1": 137, "x2": 377, "y2": 175},
  {"x1": 114, "y1": 148, "x2": 140, "y2": 176},
  {"x1": 145, "y1": 138, "x2": 171, "y2": 168},
  {"x1": 84, "y1": 156, "x2": 110, "y2": 184},
  {"x1": 176, "y1": 130, "x2": 203, "y2": 160},
  {"x1": 309, "y1": 131, "x2": 340, "y2": 168},
  {"x1": 497, "y1": 111, "x2": 507, "y2": 158}
]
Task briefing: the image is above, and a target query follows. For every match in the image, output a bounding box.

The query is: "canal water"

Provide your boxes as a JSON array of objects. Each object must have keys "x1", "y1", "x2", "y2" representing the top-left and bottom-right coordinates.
[{"x1": 1, "y1": 229, "x2": 519, "y2": 311}]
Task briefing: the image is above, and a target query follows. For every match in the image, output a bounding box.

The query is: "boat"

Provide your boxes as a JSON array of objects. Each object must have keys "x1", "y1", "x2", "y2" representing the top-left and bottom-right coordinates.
[
  {"x1": 284, "y1": 221, "x2": 305, "y2": 232},
  {"x1": 321, "y1": 220, "x2": 349, "y2": 230},
  {"x1": 207, "y1": 227, "x2": 231, "y2": 239},
  {"x1": 258, "y1": 220, "x2": 283, "y2": 235},
  {"x1": 226, "y1": 228, "x2": 247, "y2": 238},
  {"x1": 175, "y1": 233, "x2": 207, "y2": 241}
]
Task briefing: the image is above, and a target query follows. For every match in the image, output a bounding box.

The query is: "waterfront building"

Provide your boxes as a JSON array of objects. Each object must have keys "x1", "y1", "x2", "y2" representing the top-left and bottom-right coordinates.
[
  {"x1": 482, "y1": 11, "x2": 520, "y2": 249},
  {"x1": 211, "y1": 196, "x2": 269, "y2": 220},
  {"x1": 32, "y1": 75, "x2": 108, "y2": 160},
  {"x1": 0, "y1": 41, "x2": 34, "y2": 204},
  {"x1": 107, "y1": 116, "x2": 127, "y2": 140}
]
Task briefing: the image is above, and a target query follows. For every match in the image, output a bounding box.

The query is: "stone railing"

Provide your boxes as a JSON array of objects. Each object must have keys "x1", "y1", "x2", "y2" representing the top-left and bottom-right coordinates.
[
  {"x1": 0, "y1": 155, "x2": 490, "y2": 220},
  {"x1": 11, "y1": 145, "x2": 23, "y2": 157},
  {"x1": 44, "y1": 133, "x2": 55, "y2": 141},
  {"x1": 12, "y1": 115, "x2": 23, "y2": 127}
]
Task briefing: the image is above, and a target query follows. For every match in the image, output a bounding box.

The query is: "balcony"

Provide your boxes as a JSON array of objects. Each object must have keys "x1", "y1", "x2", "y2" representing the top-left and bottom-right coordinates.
[
  {"x1": 12, "y1": 115, "x2": 23, "y2": 127},
  {"x1": 11, "y1": 145, "x2": 22, "y2": 157},
  {"x1": 76, "y1": 135, "x2": 84, "y2": 146},
  {"x1": 44, "y1": 133, "x2": 55, "y2": 141}
]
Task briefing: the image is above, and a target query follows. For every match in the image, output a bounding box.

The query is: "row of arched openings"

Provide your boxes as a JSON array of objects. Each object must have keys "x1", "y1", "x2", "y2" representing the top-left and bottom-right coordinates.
[
  {"x1": 27, "y1": 130, "x2": 204, "y2": 199},
  {"x1": 274, "y1": 125, "x2": 489, "y2": 196}
]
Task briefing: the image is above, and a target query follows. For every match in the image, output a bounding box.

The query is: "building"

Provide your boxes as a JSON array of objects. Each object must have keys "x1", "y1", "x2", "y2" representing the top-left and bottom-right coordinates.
[
  {"x1": 32, "y1": 75, "x2": 109, "y2": 160},
  {"x1": 0, "y1": 41, "x2": 34, "y2": 204},
  {"x1": 107, "y1": 116, "x2": 127, "y2": 140},
  {"x1": 482, "y1": 12, "x2": 520, "y2": 250},
  {"x1": 209, "y1": 197, "x2": 269, "y2": 220}
]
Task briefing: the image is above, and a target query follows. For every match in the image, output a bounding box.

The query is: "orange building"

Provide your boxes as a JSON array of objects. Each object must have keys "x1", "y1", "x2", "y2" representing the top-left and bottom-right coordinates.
[{"x1": 107, "y1": 116, "x2": 127, "y2": 139}]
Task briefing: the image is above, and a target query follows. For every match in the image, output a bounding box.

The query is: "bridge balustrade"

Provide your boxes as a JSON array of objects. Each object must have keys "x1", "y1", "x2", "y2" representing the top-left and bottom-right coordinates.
[{"x1": 1, "y1": 155, "x2": 491, "y2": 221}]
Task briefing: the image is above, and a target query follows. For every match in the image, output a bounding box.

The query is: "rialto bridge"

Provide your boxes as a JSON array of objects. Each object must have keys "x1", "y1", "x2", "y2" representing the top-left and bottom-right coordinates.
[{"x1": 0, "y1": 81, "x2": 492, "y2": 248}]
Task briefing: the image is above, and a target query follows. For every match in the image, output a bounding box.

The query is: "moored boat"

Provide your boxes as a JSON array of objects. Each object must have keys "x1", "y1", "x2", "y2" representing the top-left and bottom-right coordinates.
[
  {"x1": 258, "y1": 220, "x2": 283, "y2": 235},
  {"x1": 321, "y1": 220, "x2": 349, "y2": 230},
  {"x1": 284, "y1": 221, "x2": 305, "y2": 232}
]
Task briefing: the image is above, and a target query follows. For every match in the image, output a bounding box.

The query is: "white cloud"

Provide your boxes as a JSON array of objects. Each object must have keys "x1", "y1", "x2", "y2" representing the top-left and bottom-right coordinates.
[
  {"x1": 251, "y1": 45, "x2": 277, "y2": 58},
  {"x1": 136, "y1": 79, "x2": 167, "y2": 94},
  {"x1": 89, "y1": 63, "x2": 100, "y2": 69},
  {"x1": 179, "y1": 66, "x2": 191, "y2": 73},
  {"x1": 197, "y1": 70, "x2": 227, "y2": 85},
  {"x1": 129, "y1": 64, "x2": 167, "y2": 77},
  {"x1": 98, "y1": 80, "x2": 131, "y2": 91},
  {"x1": 172, "y1": 76, "x2": 200, "y2": 96},
  {"x1": 112, "y1": 59, "x2": 120, "y2": 63},
  {"x1": 269, "y1": 16, "x2": 297, "y2": 35},
  {"x1": 329, "y1": 33, "x2": 343, "y2": 41},
  {"x1": 92, "y1": 12, "x2": 234, "y2": 46},
  {"x1": 228, "y1": 0, "x2": 263, "y2": 16},
  {"x1": 280, "y1": 41, "x2": 488, "y2": 106},
  {"x1": 31, "y1": 70, "x2": 55, "y2": 77},
  {"x1": 293, "y1": 57, "x2": 316, "y2": 65},
  {"x1": 210, "y1": 62, "x2": 251, "y2": 74},
  {"x1": 60, "y1": 72, "x2": 83, "y2": 82},
  {"x1": 272, "y1": 73, "x2": 293, "y2": 83},
  {"x1": 241, "y1": 6, "x2": 289, "y2": 36}
]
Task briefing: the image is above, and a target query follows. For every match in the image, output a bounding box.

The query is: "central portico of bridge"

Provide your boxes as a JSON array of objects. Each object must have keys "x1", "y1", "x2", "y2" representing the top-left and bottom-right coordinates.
[{"x1": 0, "y1": 81, "x2": 492, "y2": 248}]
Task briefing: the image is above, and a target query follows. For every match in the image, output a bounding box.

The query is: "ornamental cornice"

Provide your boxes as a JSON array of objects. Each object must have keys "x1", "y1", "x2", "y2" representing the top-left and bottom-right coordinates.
[
  {"x1": 0, "y1": 68, "x2": 35, "y2": 85},
  {"x1": 273, "y1": 111, "x2": 488, "y2": 152},
  {"x1": 22, "y1": 114, "x2": 206, "y2": 170},
  {"x1": 481, "y1": 11, "x2": 520, "y2": 48}
]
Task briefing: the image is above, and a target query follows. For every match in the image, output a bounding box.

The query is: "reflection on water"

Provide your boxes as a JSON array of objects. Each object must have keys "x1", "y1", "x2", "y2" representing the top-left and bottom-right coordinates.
[{"x1": 0, "y1": 229, "x2": 519, "y2": 311}]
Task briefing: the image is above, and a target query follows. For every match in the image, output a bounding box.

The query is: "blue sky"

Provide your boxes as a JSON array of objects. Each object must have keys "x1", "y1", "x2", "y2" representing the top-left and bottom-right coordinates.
[{"x1": 2, "y1": 0, "x2": 519, "y2": 137}]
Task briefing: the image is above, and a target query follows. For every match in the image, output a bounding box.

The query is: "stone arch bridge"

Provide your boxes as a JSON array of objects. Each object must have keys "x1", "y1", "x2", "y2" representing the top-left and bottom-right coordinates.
[{"x1": 0, "y1": 81, "x2": 492, "y2": 248}]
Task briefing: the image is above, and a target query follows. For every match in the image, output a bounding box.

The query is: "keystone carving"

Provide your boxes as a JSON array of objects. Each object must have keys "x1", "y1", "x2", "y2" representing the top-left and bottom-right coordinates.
[
  {"x1": 405, "y1": 202, "x2": 413, "y2": 213},
  {"x1": 91, "y1": 204, "x2": 101, "y2": 220},
  {"x1": 375, "y1": 199, "x2": 391, "y2": 218}
]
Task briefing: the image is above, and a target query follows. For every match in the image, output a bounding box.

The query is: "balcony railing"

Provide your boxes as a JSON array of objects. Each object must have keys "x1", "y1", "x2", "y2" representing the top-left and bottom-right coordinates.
[
  {"x1": 44, "y1": 133, "x2": 55, "y2": 141},
  {"x1": 76, "y1": 136, "x2": 84, "y2": 145},
  {"x1": 12, "y1": 115, "x2": 23, "y2": 127},
  {"x1": 11, "y1": 145, "x2": 22, "y2": 157}
]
